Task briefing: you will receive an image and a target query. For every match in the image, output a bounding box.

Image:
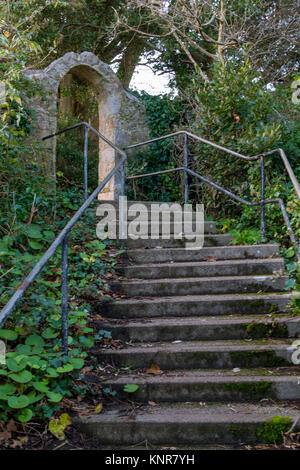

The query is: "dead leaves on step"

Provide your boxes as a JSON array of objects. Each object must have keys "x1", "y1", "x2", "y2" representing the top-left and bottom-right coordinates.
[
  {"x1": 283, "y1": 417, "x2": 300, "y2": 449},
  {"x1": 146, "y1": 364, "x2": 163, "y2": 375},
  {"x1": 283, "y1": 432, "x2": 300, "y2": 448},
  {"x1": 204, "y1": 256, "x2": 217, "y2": 262},
  {"x1": 0, "y1": 420, "x2": 27, "y2": 448}
]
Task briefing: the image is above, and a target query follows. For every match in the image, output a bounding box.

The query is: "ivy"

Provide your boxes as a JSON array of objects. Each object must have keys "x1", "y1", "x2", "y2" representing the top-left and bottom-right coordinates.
[
  {"x1": 0, "y1": 186, "x2": 119, "y2": 423},
  {"x1": 127, "y1": 91, "x2": 184, "y2": 202}
]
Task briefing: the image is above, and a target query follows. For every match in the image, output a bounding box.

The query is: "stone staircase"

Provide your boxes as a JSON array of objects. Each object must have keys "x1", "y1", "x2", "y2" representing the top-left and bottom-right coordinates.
[{"x1": 78, "y1": 202, "x2": 300, "y2": 448}]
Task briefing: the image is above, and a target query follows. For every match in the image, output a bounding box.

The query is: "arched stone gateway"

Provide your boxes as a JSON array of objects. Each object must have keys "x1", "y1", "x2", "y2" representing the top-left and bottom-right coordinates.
[{"x1": 23, "y1": 52, "x2": 149, "y2": 200}]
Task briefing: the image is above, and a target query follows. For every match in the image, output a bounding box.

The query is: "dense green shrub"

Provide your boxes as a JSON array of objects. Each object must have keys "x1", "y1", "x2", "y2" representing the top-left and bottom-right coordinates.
[
  {"x1": 188, "y1": 61, "x2": 299, "y2": 239},
  {"x1": 126, "y1": 91, "x2": 185, "y2": 202}
]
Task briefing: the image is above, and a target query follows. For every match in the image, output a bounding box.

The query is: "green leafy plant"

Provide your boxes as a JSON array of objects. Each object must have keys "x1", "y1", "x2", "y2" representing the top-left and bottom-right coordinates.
[
  {"x1": 123, "y1": 384, "x2": 140, "y2": 393},
  {"x1": 0, "y1": 195, "x2": 120, "y2": 424},
  {"x1": 0, "y1": 314, "x2": 92, "y2": 423},
  {"x1": 229, "y1": 228, "x2": 261, "y2": 246}
]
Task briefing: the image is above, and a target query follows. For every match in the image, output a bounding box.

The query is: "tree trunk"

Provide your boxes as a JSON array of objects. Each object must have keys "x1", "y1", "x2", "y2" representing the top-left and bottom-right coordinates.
[{"x1": 117, "y1": 37, "x2": 145, "y2": 88}]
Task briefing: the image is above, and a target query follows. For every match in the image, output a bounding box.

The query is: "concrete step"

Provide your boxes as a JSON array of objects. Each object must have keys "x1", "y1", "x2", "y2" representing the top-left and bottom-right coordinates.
[
  {"x1": 102, "y1": 372, "x2": 300, "y2": 402},
  {"x1": 98, "y1": 339, "x2": 295, "y2": 370},
  {"x1": 97, "y1": 316, "x2": 299, "y2": 343},
  {"x1": 124, "y1": 234, "x2": 231, "y2": 248},
  {"x1": 76, "y1": 403, "x2": 300, "y2": 446},
  {"x1": 118, "y1": 258, "x2": 285, "y2": 279},
  {"x1": 99, "y1": 293, "x2": 291, "y2": 319},
  {"x1": 126, "y1": 244, "x2": 280, "y2": 263},
  {"x1": 110, "y1": 275, "x2": 289, "y2": 297}
]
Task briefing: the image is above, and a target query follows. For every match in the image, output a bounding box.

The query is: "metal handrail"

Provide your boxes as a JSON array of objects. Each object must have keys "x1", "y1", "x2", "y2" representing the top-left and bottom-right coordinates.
[
  {"x1": 125, "y1": 130, "x2": 300, "y2": 200},
  {"x1": 42, "y1": 121, "x2": 126, "y2": 200},
  {"x1": 126, "y1": 129, "x2": 300, "y2": 244},
  {"x1": 127, "y1": 166, "x2": 299, "y2": 260},
  {"x1": 1, "y1": 121, "x2": 299, "y2": 355},
  {"x1": 0, "y1": 124, "x2": 127, "y2": 356}
]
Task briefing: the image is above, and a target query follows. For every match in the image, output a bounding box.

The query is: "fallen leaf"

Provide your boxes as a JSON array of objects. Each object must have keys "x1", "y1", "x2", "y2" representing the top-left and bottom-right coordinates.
[
  {"x1": 146, "y1": 364, "x2": 163, "y2": 375},
  {"x1": 95, "y1": 403, "x2": 103, "y2": 413},
  {"x1": 59, "y1": 413, "x2": 71, "y2": 427},
  {"x1": 49, "y1": 420, "x2": 65, "y2": 440},
  {"x1": 124, "y1": 384, "x2": 139, "y2": 393},
  {"x1": 148, "y1": 401, "x2": 157, "y2": 406},
  {"x1": 204, "y1": 257, "x2": 217, "y2": 262},
  {"x1": 48, "y1": 413, "x2": 71, "y2": 440},
  {"x1": 0, "y1": 431, "x2": 11, "y2": 442},
  {"x1": 6, "y1": 420, "x2": 17, "y2": 433},
  {"x1": 11, "y1": 438, "x2": 27, "y2": 448}
]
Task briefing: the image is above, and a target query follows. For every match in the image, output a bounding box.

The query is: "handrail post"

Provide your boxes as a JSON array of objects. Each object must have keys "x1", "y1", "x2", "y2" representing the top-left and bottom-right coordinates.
[
  {"x1": 184, "y1": 134, "x2": 189, "y2": 204},
  {"x1": 61, "y1": 235, "x2": 69, "y2": 356},
  {"x1": 260, "y1": 157, "x2": 266, "y2": 242},
  {"x1": 84, "y1": 125, "x2": 89, "y2": 200}
]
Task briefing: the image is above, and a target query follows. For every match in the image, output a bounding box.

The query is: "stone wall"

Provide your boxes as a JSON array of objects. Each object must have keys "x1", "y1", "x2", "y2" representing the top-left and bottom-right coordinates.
[{"x1": 23, "y1": 52, "x2": 149, "y2": 200}]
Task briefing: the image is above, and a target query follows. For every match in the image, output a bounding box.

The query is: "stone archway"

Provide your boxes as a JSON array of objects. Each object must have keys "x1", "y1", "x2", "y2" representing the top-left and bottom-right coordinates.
[{"x1": 23, "y1": 52, "x2": 149, "y2": 200}]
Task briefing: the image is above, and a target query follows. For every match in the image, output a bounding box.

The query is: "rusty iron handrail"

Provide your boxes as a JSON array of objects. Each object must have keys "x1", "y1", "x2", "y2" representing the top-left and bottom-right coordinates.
[
  {"x1": 125, "y1": 130, "x2": 300, "y2": 200},
  {"x1": 127, "y1": 166, "x2": 299, "y2": 260},
  {"x1": 125, "y1": 130, "x2": 300, "y2": 243},
  {"x1": 42, "y1": 121, "x2": 126, "y2": 200}
]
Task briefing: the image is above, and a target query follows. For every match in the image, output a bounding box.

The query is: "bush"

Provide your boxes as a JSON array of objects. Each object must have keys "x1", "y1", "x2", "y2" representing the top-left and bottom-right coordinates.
[{"x1": 126, "y1": 91, "x2": 184, "y2": 202}]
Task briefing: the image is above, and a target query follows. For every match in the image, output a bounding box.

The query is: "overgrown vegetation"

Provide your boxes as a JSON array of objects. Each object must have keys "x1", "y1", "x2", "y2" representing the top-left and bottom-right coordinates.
[
  {"x1": 0, "y1": 184, "x2": 122, "y2": 424},
  {"x1": 0, "y1": 0, "x2": 299, "y2": 440},
  {"x1": 0, "y1": 7, "x2": 120, "y2": 428},
  {"x1": 127, "y1": 92, "x2": 184, "y2": 202},
  {"x1": 256, "y1": 416, "x2": 293, "y2": 445}
]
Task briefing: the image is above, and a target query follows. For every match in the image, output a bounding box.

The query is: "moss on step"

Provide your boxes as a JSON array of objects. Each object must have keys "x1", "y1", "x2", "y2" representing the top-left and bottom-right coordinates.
[
  {"x1": 245, "y1": 321, "x2": 288, "y2": 339},
  {"x1": 190, "y1": 352, "x2": 221, "y2": 363},
  {"x1": 230, "y1": 425, "x2": 241, "y2": 438},
  {"x1": 224, "y1": 381, "x2": 275, "y2": 397},
  {"x1": 229, "y1": 350, "x2": 289, "y2": 367},
  {"x1": 256, "y1": 416, "x2": 292, "y2": 444}
]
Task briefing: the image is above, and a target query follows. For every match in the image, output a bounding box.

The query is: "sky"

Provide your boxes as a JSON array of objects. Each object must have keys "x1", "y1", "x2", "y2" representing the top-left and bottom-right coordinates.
[
  {"x1": 130, "y1": 63, "x2": 174, "y2": 95},
  {"x1": 111, "y1": 54, "x2": 175, "y2": 95}
]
